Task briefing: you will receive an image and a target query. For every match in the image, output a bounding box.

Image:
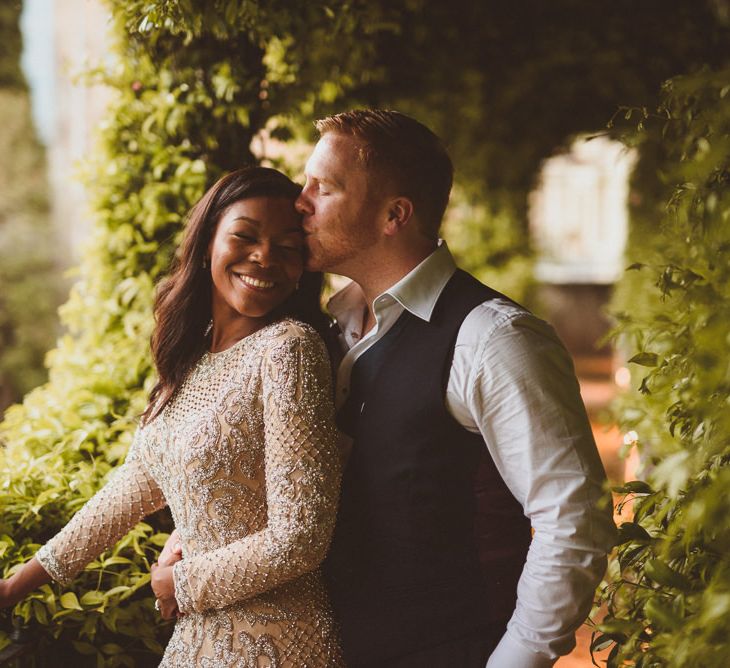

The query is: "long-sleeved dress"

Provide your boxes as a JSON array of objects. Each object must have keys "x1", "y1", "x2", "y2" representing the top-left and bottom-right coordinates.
[{"x1": 36, "y1": 319, "x2": 344, "y2": 667}]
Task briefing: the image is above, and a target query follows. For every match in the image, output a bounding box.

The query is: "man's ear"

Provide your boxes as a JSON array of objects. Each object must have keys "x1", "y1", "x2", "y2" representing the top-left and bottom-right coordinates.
[{"x1": 383, "y1": 197, "x2": 415, "y2": 236}]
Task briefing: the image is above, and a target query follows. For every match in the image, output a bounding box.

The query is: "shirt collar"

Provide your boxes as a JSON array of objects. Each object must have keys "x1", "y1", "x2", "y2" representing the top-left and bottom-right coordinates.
[{"x1": 327, "y1": 240, "x2": 457, "y2": 324}]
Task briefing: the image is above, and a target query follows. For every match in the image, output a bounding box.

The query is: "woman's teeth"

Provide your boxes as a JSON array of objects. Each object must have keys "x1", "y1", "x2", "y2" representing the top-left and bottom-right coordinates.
[{"x1": 238, "y1": 274, "x2": 275, "y2": 289}]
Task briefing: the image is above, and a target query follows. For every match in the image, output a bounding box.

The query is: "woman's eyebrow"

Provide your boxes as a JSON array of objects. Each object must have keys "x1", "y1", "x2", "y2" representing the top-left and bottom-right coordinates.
[{"x1": 231, "y1": 220, "x2": 302, "y2": 236}]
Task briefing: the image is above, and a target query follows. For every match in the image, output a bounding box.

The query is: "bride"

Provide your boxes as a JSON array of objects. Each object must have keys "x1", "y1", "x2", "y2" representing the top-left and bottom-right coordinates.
[{"x1": 0, "y1": 167, "x2": 344, "y2": 667}]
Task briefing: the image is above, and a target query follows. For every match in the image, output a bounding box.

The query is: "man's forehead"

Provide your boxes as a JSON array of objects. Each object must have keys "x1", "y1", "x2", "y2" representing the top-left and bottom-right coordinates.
[{"x1": 306, "y1": 133, "x2": 366, "y2": 174}]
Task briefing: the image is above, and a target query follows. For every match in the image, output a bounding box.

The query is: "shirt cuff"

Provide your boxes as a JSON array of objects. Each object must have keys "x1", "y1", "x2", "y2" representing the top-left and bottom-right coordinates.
[
  {"x1": 486, "y1": 632, "x2": 557, "y2": 668},
  {"x1": 172, "y1": 560, "x2": 195, "y2": 614}
]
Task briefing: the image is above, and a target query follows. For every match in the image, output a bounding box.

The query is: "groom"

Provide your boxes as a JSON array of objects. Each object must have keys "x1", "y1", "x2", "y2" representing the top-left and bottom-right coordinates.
[
  {"x1": 296, "y1": 109, "x2": 615, "y2": 668},
  {"x1": 163, "y1": 110, "x2": 616, "y2": 667}
]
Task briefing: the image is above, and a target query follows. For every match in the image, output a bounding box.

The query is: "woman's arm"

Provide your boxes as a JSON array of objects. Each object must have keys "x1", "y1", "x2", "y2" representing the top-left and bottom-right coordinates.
[
  {"x1": 172, "y1": 325, "x2": 341, "y2": 615},
  {"x1": 0, "y1": 557, "x2": 51, "y2": 608},
  {"x1": 34, "y1": 431, "x2": 167, "y2": 586}
]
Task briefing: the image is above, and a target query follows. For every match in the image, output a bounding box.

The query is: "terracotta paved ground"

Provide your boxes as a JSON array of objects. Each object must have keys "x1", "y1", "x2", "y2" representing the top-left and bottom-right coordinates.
[{"x1": 556, "y1": 622, "x2": 608, "y2": 667}]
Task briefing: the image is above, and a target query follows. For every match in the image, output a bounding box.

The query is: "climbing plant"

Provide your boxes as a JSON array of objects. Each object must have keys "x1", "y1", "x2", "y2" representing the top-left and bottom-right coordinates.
[{"x1": 597, "y1": 65, "x2": 730, "y2": 667}]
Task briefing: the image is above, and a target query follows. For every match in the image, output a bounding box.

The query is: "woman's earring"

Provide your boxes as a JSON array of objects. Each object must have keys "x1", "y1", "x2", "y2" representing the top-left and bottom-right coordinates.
[
  {"x1": 202, "y1": 257, "x2": 208, "y2": 269},
  {"x1": 295, "y1": 280, "x2": 300, "y2": 291}
]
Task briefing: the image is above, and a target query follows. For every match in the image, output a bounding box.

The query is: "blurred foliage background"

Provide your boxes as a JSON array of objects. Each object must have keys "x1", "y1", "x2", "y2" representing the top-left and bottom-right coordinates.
[
  {"x1": 0, "y1": 3, "x2": 60, "y2": 412},
  {"x1": 0, "y1": 0, "x2": 728, "y2": 665}
]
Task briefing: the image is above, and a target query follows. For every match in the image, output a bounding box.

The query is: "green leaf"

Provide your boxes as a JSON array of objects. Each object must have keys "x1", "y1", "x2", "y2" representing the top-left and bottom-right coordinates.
[
  {"x1": 60, "y1": 592, "x2": 83, "y2": 610},
  {"x1": 102, "y1": 556, "x2": 133, "y2": 566},
  {"x1": 147, "y1": 532, "x2": 171, "y2": 547},
  {"x1": 142, "y1": 637, "x2": 165, "y2": 653},
  {"x1": 590, "y1": 633, "x2": 615, "y2": 652},
  {"x1": 618, "y1": 544, "x2": 647, "y2": 570},
  {"x1": 101, "y1": 643, "x2": 123, "y2": 655},
  {"x1": 612, "y1": 480, "x2": 654, "y2": 494},
  {"x1": 80, "y1": 590, "x2": 106, "y2": 606},
  {"x1": 597, "y1": 618, "x2": 637, "y2": 640},
  {"x1": 645, "y1": 596, "x2": 681, "y2": 629},
  {"x1": 644, "y1": 559, "x2": 692, "y2": 591},
  {"x1": 104, "y1": 585, "x2": 132, "y2": 599},
  {"x1": 31, "y1": 598, "x2": 49, "y2": 624},
  {"x1": 615, "y1": 521, "x2": 652, "y2": 545},
  {"x1": 72, "y1": 640, "x2": 97, "y2": 655},
  {"x1": 628, "y1": 352, "x2": 659, "y2": 367}
]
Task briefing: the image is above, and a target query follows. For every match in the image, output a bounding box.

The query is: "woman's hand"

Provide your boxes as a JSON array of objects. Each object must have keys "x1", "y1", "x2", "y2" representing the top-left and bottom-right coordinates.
[
  {"x1": 150, "y1": 562, "x2": 179, "y2": 620},
  {"x1": 0, "y1": 578, "x2": 21, "y2": 608},
  {"x1": 0, "y1": 558, "x2": 51, "y2": 608}
]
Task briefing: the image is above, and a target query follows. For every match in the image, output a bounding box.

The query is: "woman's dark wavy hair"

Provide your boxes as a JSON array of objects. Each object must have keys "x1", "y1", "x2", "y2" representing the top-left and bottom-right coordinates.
[{"x1": 142, "y1": 166, "x2": 332, "y2": 424}]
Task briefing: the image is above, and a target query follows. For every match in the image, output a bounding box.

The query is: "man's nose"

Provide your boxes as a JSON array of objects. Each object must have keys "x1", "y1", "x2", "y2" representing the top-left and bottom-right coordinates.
[{"x1": 295, "y1": 192, "x2": 313, "y2": 215}]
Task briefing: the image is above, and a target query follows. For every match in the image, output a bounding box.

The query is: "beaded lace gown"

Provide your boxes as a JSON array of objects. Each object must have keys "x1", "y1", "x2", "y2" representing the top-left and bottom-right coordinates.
[{"x1": 36, "y1": 319, "x2": 344, "y2": 667}]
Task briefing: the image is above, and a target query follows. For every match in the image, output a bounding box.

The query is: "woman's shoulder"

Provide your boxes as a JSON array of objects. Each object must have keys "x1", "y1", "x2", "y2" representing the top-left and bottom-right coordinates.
[
  {"x1": 261, "y1": 317, "x2": 322, "y2": 345},
  {"x1": 260, "y1": 318, "x2": 329, "y2": 364}
]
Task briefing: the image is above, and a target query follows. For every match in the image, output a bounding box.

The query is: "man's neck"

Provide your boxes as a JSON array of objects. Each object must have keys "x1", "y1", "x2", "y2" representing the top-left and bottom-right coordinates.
[
  {"x1": 348, "y1": 245, "x2": 438, "y2": 337},
  {"x1": 352, "y1": 243, "x2": 437, "y2": 309},
  {"x1": 361, "y1": 303, "x2": 377, "y2": 337}
]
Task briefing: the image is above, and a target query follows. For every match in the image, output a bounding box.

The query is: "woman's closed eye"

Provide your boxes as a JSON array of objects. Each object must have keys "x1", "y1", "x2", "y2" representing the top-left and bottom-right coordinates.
[{"x1": 232, "y1": 232, "x2": 257, "y2": 242}]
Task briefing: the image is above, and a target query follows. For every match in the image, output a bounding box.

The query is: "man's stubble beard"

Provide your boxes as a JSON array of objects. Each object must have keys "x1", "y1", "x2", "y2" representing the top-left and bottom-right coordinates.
[
  {"x1": 305, "y1": 242, "x2": 356, "y2": 276},
  {"x1": 304, "y1": 221, "x2": 376, "y2": 275}
]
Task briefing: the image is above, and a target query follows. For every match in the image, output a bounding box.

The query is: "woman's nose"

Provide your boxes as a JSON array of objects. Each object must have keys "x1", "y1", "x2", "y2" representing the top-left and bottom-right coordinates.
[{"x1": 250, "y1": 242, "x2": 274, "y2": 266}]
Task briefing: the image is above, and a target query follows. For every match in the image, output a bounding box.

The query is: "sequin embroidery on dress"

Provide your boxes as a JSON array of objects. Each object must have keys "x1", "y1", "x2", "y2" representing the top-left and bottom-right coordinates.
[{"x1": 36, "y1": 319, "x2": 344, "y2": 667}]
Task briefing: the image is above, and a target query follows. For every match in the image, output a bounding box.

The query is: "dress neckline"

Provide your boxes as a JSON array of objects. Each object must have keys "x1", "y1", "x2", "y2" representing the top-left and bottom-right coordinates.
[{"x1": 203, "y1": 318, "x2": 286, "y2": 358}]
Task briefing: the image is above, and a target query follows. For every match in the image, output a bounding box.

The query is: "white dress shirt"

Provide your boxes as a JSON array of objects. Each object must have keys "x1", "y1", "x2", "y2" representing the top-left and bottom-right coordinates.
[{"x1": 327, "y1": 242, "x2": 616, "y2": 668}]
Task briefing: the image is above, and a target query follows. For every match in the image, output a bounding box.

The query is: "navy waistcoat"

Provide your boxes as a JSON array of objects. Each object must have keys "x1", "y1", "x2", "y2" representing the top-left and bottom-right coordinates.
[{"x1": 324, "y1": 269, "x2": 533, "y2": 665}]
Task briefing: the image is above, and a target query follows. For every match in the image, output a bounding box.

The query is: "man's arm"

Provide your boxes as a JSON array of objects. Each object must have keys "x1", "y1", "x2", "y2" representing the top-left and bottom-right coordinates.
[{"x1": 448, "y1": 305, "x2": 616, "y2": 667}]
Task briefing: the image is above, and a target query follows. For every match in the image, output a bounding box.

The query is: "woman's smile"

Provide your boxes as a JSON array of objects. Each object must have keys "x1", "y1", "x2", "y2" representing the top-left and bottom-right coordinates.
[{"x1": 234, "y1": 272, "x2": 277, "y2": 290}]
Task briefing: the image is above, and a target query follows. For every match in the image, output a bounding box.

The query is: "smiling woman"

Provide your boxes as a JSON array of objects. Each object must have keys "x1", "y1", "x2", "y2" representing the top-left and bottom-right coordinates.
[{"x1": 0, "y1": 167, "x2": 345, "y2": 667}]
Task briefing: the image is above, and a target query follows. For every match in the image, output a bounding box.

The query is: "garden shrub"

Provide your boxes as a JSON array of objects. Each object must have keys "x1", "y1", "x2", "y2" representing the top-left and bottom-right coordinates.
[{"x1": 598, "y1": 65, "x2": 730, "y2": 667}]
